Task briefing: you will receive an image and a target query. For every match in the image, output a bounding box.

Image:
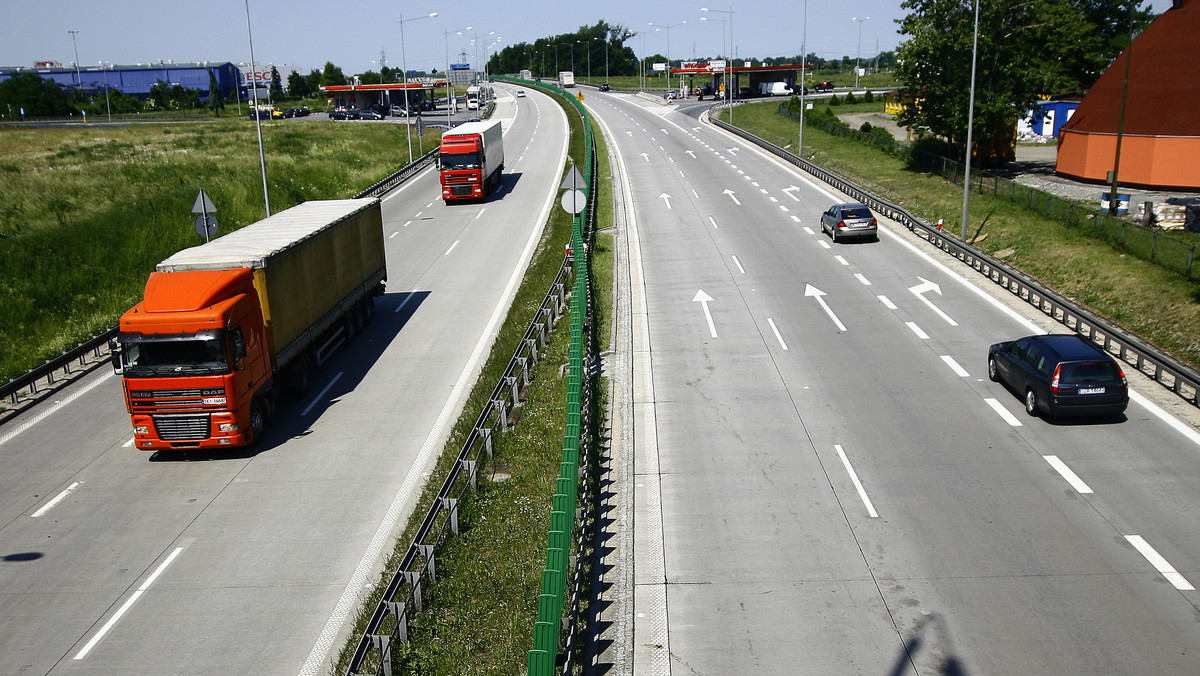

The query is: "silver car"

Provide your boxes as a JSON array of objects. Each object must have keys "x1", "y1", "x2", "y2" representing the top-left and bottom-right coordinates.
[{"x1": 820, "y1": 202, "x2": 878, "y2": 242}]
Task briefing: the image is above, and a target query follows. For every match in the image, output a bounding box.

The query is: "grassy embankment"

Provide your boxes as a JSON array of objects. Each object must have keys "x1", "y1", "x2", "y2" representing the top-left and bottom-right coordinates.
[
  {"x1": 332, "y1": 85, "x2": 613, "y2": 675},
  {"x1": 719, "y1": 100, "x2": 1200, "y2": 369},
  {"x1": 0, "y1": 118, "x2": 437, "y2": 385}
]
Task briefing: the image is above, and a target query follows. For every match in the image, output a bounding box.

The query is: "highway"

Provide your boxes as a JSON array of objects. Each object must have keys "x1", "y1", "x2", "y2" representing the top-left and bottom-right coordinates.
[
  {"x1": 585, "y1": 90, "x2": 1200, "y2": 674},
  {"x1": 0, "y1": 83, "x2": 567, "y2": 675}
]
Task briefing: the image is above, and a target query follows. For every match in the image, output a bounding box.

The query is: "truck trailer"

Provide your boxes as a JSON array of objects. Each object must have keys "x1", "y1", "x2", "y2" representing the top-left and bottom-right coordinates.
[
  {"x1": 115, "y1": 199, "x2": 386, "y2": 450},
  {"x1": 558, "y1": 71, "x2": 575, "y2": 88},
  {"x1": 439, "y1": 119, "x2": 505, "y2": 203}
]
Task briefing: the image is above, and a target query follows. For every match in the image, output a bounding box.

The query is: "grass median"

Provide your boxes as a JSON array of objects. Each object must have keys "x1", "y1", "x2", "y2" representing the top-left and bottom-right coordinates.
[{"x1": 718, "y1": 100, "x2": 1200, "y2": 370}]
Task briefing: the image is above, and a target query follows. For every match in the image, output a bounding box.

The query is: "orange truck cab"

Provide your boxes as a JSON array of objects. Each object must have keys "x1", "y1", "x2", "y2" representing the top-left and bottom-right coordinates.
[
  {"x1": 114, "y1": 199, "x2": 386, "y2": 451},
  {"x1": 439, "y1": 119, "x2": 504, "y2": 203}
]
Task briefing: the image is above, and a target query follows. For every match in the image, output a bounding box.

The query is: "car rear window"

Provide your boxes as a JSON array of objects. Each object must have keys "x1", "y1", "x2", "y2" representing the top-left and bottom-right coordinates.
[
  {"x1": 1060, "y1": 360, "x2": 1121, "y2": 383},
  {"x1": 842, "y1": 207, "x2": 873, "y2": 220}
]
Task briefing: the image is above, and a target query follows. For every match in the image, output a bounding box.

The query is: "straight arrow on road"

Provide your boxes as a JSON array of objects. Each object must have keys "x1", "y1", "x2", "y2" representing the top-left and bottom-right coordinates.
[
  {"x1": 693, "y1": 289, "x2": 718, "y2": 338},
  {"x1": 723, "y1": 189, "x2": 741, "y2": 205},
  {"x1": 659, "y1": 193, "x2": 673, "y2": 210},
  {"x1": 805, "y1": 284, "x2": 847, "y2": 331}
]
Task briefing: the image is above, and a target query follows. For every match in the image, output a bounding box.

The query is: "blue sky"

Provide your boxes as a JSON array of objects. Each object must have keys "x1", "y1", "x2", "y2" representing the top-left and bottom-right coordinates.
[{"x1": 1, "y1": 0, "x2": 914, "y2": 75}]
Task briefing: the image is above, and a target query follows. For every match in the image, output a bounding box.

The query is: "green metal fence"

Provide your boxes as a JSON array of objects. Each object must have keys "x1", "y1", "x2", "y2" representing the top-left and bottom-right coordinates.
[{"x1": 779, "y1": 104, "x2": 1199, "y2": 280}]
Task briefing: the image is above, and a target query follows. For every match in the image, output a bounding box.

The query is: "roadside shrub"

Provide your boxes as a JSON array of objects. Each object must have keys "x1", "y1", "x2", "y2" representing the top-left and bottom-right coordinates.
[
  {"x1": 863, "y1": 89, "x2": 875, "y2": 103},
  {"x1": 828, "y1": 93, "x2": 840, "y2": 106},
  {"x1": 844, "y1": 91, "x2": 858, "y2": 105}
]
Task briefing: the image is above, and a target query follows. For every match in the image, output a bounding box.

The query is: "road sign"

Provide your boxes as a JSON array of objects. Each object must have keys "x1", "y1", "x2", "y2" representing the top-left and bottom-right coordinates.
[
  {"x1": 194, "y1": 213, "x2": 218, "y2": 240},
  {"x1": 559, "y1": 165, "x2": 587, "y2": 192},
  {"x1": 191, "y1": 189, "x2": 217, "y2": 214},
  {"x1": 561, "y1": 189, "x2": 586, "y2": 215}
]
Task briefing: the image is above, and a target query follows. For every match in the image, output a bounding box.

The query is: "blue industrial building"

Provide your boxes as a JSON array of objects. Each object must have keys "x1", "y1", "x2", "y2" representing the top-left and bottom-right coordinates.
[{"x1": 0, "y1": 62, "x2": 242, "y2": 101}]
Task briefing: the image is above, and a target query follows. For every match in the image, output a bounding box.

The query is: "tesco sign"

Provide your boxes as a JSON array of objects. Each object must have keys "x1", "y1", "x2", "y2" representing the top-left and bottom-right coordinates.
[{"x1": 242, "y1": 69, "x2": 273, "y2": 87}]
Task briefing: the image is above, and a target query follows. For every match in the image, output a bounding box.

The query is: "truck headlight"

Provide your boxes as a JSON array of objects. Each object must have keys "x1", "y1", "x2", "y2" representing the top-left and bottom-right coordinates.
[
  {"x1": 133, "y1": 425, "x2": 149, "y2": 435},
  {"x1": 219, "y1": 422, "x2": 241, "y2": 432}
]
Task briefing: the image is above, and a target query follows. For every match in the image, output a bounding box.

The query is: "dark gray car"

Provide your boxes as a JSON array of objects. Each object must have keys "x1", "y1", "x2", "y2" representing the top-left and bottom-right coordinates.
[
  {"x1": 988, "y1": 334, "x2": 1129, "y2": 418},
  {"x1": 820, "y1": 203, "x2": 878, "y2": 242}
]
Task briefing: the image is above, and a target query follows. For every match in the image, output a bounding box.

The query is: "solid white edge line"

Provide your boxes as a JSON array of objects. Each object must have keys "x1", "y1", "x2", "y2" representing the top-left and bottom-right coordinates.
[
  {"x1": 0, "y1": 371, "x2": 114, "y2": 448},
  {"x1": 985, "y1": 397, "x2": 1024, "y2": 426},
  {"x1": 731, "y1": 255, "x2": 745, "y2": 274},
  {"x1": 74, "y1": 546, "x2": 184, "y2": 660},
  {"x1": 1125, "y1": 535, "x2": 1195, "y2": 590},
  {"x1": 940, "y1": 355, "x2": 970, "y2": 378},
  {"x1": 299, "y1": 87, "x2": 570, "y2": 676},
  {"x1": 31, "y1": 481, "x2": 81, "y2": 518},
  {"x1": 1043, "y1": 455, "x2": 1094, "y2": 494},
  {"x1": 767, "y1": 318, "x2": 788, "y2": 351},
  {"x1": 835, "y1": 444, "x2": 879, "y2": 518}
]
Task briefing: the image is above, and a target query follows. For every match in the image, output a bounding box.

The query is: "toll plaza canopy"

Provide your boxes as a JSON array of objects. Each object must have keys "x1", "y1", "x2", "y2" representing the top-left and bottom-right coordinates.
[
  {"x1": 319, "y1": 80, "x2": 447, "y2": 109},
  {"x1": 667, "y1": 61, "x2": 811, "y2": 96}
]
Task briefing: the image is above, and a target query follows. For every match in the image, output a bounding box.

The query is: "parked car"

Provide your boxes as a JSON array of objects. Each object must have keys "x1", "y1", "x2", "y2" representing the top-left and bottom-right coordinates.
[
  {"x1": 283, "y1": 106, "x2": 310, "y2": 118},
  {"x1": 820, "y1": 202, "x2": 878, "y2": 242},
  {"x1": 389, "y1": 105, "x2": 409, "y2": 116},
  {"x1": 988, "y1": 334, "x2": 1129, "y2": 418},
  {"x1": 328, "y1": 109, "x2": 350, "y2": 120},
  {"x1": 356, "y1": 109, "x2": 384, "y2": 120}
]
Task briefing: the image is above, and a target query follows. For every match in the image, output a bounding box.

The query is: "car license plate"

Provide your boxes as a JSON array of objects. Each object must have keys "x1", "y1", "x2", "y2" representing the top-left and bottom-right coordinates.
[{"x1": 1078, "y1": 387, "x2": 1105, "y2": 395}]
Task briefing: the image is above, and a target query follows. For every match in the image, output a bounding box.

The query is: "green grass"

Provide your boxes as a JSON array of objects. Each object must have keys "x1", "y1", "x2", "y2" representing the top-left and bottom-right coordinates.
[
  {"x1": 0, "y1": 119, "x2": 440, "y2": 385},
  {"x1": 332, "y1": 84, "x2": 605, "y2": 675},
  {"x1": 720, "y1": 100, "x2": 1200, "y2": 369}
]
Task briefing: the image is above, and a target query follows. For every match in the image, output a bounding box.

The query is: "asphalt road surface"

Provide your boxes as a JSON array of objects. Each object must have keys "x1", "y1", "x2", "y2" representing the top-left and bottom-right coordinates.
[
  {"x1": 587, "y1": 90, "x2": 1200, "y2": 675},
  {"x1": 0, "y1": 83, "x2": 567, "y2": 675}
]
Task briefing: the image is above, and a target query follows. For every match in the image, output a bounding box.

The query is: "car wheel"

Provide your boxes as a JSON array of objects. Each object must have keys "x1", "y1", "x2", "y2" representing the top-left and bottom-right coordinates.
[
  {"x1": 831, "y1": 228, "x2": 839, "y2": 243},
  {"x1": 1024, "y1": 387, "x2": 1039, "y2": 416},
  {"x1": 987, "y1": 357, "x2": 999, "y2": 382}
]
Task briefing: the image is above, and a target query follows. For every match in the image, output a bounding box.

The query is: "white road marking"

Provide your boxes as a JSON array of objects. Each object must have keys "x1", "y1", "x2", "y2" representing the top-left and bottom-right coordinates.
[
  {"x1": 444, "y1": 240, "x2": 460, "y2": 255},
  {"x1": 0, "y1": 371, "x2": 114, "y2": 448},
  {"x1": 792, "y1": 215, "x2": 801, "y2": 223},
  {"x1": 803, "y1": 226, "x2": 815, "y2": 235},
  {"x1": 1043, "y1": 455, "x2": 1093, "y2": 494},
  {"x1": 906, "y1": 322, "x2": 930, "y2": 339},
  {"x1": 403, "y1": 220, "x2": 413, "y2": 228},
  {"x1": 818, "y1": 240, "x2": 831, "y2": 250},
  {"x1": 767, "y1": 318, "x2": 788, "y2": 350},
  {"x1": 693, "y1": 289, "x2": 718, "y2": 338},
  {"x1": 708, "y1": 216, "x2": 719, "y2": 230},
  {"x1": 878, "y1": 295, "x2": 897, "y2": 310},
  {"x1": 940, "y1": 355, "x2": 970, "y2": 377},
  {"x1": 835, "y1": 445, "x2": 878, "y2": 518},
  {"x1": 806, "y1": 284, "x2": 846, "y2": 332},
  {"x1": 731, "y1": 255, "x2": 745, "y2": 273},
  {"x1": 1125, "y1": 535, "x2": 1194, "y2": 590},
  {"x1": 31, "y1": 481, "x2": 81, "y2": 518},
  {"x1": 302, "y1": 372, "x2": 344, "y2": 416},
  {"x1": 855, "y1": 273, "x2": 872, "y2": 286},
  {"x1": 985, "y1": 397, "x2": 1024, "y2": 426},
  {"x1": 474, "y1": 208, "x2": 486, "y2": 220},
  {"x1": 834, "y1": 255, "x2": 850, "y2": 266},
  {"x1": 74, "y1": 546, "x2": 185, "y2": 660}
]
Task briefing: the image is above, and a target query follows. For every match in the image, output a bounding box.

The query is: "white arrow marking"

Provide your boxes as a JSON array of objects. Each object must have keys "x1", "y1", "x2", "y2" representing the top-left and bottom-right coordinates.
[
  {"x1": 660, "y1": 128, "x2": 669, "y2": 134},
  {"x1": 693, "y1": 289, "x2": 718, "y2": 338},
  {"x1": 805, "y1": 284, "x2": 846, "y2": 331},
  {"x1": 659, "y1": 193, "x2": 673, "y2": 209},
  {"x1": 626, "y1": 130, "x2": 633, "y2": 136},
  {"x1": 685, "y1": 150, "x2": 696, "y2": 158},
  {"x1": 640, "y1": 153, "x2": 650, "y2": 162},
  {"x1": 782, "y1": 185, "x2": 801, "y2": 201},
  {"x1": 908, "y1": 276, "x2": 958, "y2": 325},
  {"x1": 723, "y1": 189, "x2": 741, "y2": 205},
  {"x1": 727, "y1": 147, "x2": 740, "y2": 154}
]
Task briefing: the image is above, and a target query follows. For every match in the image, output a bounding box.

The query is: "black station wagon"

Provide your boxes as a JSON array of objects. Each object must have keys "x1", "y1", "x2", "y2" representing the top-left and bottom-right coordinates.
[{"x1": 988, "y1": 334, "x2": 1128, "y2": 418}]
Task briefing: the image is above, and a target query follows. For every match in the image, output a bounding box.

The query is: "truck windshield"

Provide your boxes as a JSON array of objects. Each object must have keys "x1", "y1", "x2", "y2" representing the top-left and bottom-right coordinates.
[
  {"x1": 119, "y1": 330, "x2": 230, "y2": 377},
  {"x1": 441, "y1": 152, "x2": 481, "y2": 170}
]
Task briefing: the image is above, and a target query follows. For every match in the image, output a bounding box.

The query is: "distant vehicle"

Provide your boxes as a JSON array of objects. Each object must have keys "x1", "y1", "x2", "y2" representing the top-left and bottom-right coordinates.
[
  {"x1": 598, "y1": 83, "x2": 610, "y2": 91},
  {"x1": 389, "y1": 105, "x2": 409, "y2": 116},
  {"x1": 466, "y1": 85, "x2": 481, "y2": 110},
  {"x1": 820, "y1": 202, "x2": 878, "y2": 242},
  {"x1": 516, "y1": 90, "x2": 525, "y2": 98},
  {"x1": 249, "y1": 106, "x2": 282, "y2": 120},
  {"x1": 665, "y1": 90, "x2": 677, "y2": 101},
  {"x1": 369, "y1": 103, "x2": 390, "y2": 117},
  {"x1": 519, "y1": 69, "x2": 532, "y2": 80},
  {"x1": 466, "y1": 117, "x2": 482, "y2": 123},
  {"x1": 357, "y1": 109, "x2": 384, "y2": 120},
  {"x1": 558, "y1": 71, "x2": 575, "y2": 88},
  {"x1": 283, "y1": 106, "x2": 310, "y2": 117},
  {"x1": 759, "y1": 81, "x2": 793, "y2": 96},
  {"x1": 814, "y1": 81, "x2": 835, "y2": 92},
  {"x1": 988, "y1": 334, "x2": 1129, "y2": 417},
  {"x1": 440, "y1": 119, "x2": 504, "y2": 203}
]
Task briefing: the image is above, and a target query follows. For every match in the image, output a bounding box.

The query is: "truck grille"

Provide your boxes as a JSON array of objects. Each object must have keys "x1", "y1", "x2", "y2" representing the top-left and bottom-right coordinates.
[
  {"x1": 152, "y1": 414, "x2": 211, "y2": 441},
  {"x1": 444, "y1": 174, "x2": 476, "y2": 185},
  {"x1": 450, "y1": 185, "x2": 474, "y2": 196}
]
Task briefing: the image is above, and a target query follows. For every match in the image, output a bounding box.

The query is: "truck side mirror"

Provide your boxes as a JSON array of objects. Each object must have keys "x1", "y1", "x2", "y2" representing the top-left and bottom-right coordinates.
[
  {"x1": 230, "y1": 330, "x2": 247, "y2": 369},
  {"x1": 108, "y1": 340, "x2": 123, "y2": 374}
]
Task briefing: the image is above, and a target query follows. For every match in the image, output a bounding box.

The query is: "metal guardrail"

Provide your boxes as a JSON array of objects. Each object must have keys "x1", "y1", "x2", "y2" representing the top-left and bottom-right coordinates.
[
  {"x1": 345, "y1": 261, "x2": 575, "y2": 676},
  {"x1": 710, "y1": 105, "x2": 1200, "y2": 407},
  {"x1": 0, "y1": 152, "x2": 445, "y2": 426}
]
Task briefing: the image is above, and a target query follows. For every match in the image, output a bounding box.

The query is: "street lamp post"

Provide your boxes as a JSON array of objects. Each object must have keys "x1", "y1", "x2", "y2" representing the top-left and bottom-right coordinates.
[
  {"x1": 398, "y1": 12, "x2": 437, "y2": 165},
  {"x1": 244, "y1": 0, "x2": 270, "y2": 217},
  {"x1": 648, "y1": 21, "x2": 686, "y2": 97},
  {"x1": 445, "y1": 24, "x2": 473, "y2": 129},
  {"x1": 960, "y1": 0, "x2": 980, "y2": 240},
  {"x1": 67, "y1": 30, "x2": 82, "y2": 107},
  {"x1": 101, "y1": 61, "x2": 112, "y2": 121},
  {"x1": 799, "y1": 0, "x2": 808, "y2": 155},
  {"x1": 702, "y1": 7, "x2": 734, "y2": 115},
  {"x1": 852, "y1": 16, "x2": 871, "y2": 89}
]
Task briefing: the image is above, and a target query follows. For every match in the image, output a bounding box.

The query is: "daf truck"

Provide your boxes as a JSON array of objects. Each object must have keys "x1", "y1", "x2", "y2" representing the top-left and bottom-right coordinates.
[
  {"x1": 558, "y1": 71, "x2": 575, "y2": 88},
  {"x1": 114, "y1": 199, "x2": 386, "y2": 450},
  {"x1": 439, "y1": 119, "x2": 504, "y2": 203}
]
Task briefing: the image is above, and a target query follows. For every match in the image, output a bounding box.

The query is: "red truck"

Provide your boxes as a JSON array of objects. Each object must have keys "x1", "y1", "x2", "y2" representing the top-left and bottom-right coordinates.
[
  {"x1": 439, "y1": 119, "x2": 505, "y2": 203},
  {"x1": 114, "y1": 199, "x2": 386, "y2": 450}
]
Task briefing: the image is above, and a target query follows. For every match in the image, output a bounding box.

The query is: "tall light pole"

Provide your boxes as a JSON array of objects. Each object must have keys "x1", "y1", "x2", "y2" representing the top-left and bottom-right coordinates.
[
  {"x1": 701, "y1": 7, "x2": 733, "y2": 116},
  {"x1": 960, "y1": 0, "x2": 981, "y2": 240},
  {"x1": 700, "y1": 14, "x2": 726, "y2": 101},
  {"x1": 799, "y1": 0, "x2": 808, "y2": 156},
  {"x1": 244, "y1": 0, "x2": 270, "y2": 217},
  {"x1": 399, "y1": 12, "x2": 437, "y2": 165},
  {"x1": 648, "y1": 21, "x2": 686, "y2": 96},
  {"x1": 852, "y1": 16, "x2": 870, "y2": 89},
  {"x1": 67, "y1": 30, "x2": 82, "y2": 98},
  {"x1": 101, "y1": 61, "x2": 112, "y2": 121},
  {"x1": 445, "y1": 24, "x2": 472, "y2": 128}
]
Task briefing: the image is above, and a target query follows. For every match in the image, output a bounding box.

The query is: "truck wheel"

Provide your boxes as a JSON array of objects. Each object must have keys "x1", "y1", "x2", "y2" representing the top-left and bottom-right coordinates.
[
  {"x1": 362, "y1": 296, "x2": 375, "y2": 325},
  {"x1": 249, "y1": 399, "x2": 267, "y2": 442}
]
